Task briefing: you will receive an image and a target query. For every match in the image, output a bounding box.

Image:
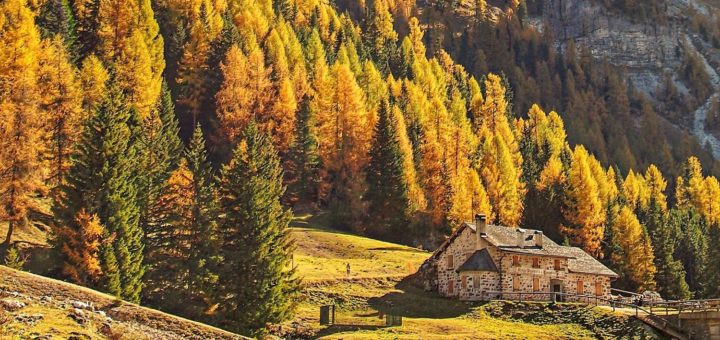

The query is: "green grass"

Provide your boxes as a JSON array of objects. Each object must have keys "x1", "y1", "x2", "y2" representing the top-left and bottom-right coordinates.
[{"x1": 286, "y1": 214, "x2": 649, "y2": 339}]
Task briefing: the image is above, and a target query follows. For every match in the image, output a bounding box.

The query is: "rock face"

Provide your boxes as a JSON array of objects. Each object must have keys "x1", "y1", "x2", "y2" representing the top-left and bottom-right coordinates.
[{"x1": 540, "y1": 0, "x2": 686, "y2": 94}]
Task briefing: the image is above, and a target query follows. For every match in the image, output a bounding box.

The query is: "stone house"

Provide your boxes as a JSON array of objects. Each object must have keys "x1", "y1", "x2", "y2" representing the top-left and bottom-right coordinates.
[{"x1": 417, "y1": 215, "x2": 618, "y2": 302}]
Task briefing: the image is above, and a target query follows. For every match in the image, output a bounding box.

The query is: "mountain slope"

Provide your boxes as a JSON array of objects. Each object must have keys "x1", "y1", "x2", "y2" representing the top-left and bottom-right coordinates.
[{"x1": 0, "y1": 266, "x2": 245, "y2": 339}]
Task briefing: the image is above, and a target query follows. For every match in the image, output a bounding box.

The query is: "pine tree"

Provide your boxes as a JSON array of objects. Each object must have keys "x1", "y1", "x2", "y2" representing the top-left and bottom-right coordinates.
[
  {"x1": 145, "y1": 126, "x2": 220, "y2": 320},
  {"x1": 0, "y1": 0, "x2": 46, "y2": 247},
  {"x1": 136, "y1": 83, "x2": 182, "y2": 243},
  {"x1": 54, "y1": 86, "x2": 144, "y2": 302},
  {"x1": 641, "y1": 200, "x2": 690, "y2": 300},
  {"x1": 286, "y1": 97, "x2": 322, "y2": 206},
  {"x1": 217, "y1": 122, "x2": 299, "y2": 335},
  {"x1": 3, "y1": 245, "x2": 25, "y2": 270},
  {"x1": 671, "y1": 208, "x2": 709, "y2": 296},
  {"x1": 365, "y1": 101, "x2": 412, "y2": 242}
]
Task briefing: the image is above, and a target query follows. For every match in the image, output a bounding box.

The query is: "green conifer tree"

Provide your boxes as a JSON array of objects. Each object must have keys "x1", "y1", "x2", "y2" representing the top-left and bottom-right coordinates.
[
  {"x1": 364, "y1": 101, "x2": 412, "y2": 242},
  {"x1": 286, "y1": 97, "x2": 322, "y2": 206},
  {"x1": 641, "y1": 200, "x2": 691, "y2": 300},
  {"x1": 54, "y1": 86, "x2": 144, "y2": 302},
  {"x1": 217, "y1": 122, "x2": 299, "y2": 335}
]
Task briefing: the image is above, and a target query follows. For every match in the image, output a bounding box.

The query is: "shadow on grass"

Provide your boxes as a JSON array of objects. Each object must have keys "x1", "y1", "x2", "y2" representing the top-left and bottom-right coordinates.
[
  {"x1": 367, "y1": 280, "x2": 477, "y2": 319},
  {"x1": 368, "y1": 246, "x2": 425, "y2": 253},
  {"x1": 315, "y1": 324, "x2": 387, "y2": 337}
]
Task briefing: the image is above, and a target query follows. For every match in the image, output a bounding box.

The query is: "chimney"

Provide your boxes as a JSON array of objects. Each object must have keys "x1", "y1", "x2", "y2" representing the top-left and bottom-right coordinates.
[
  {"x1": 475, "y1": 214, "x2": 487, "y2": 250},
  {"x1": 516, "y1": 229, "x2": 525, "y2": 248},
  {"x1": 534, "y1": 231, "x2": 543, "y2": 248}
]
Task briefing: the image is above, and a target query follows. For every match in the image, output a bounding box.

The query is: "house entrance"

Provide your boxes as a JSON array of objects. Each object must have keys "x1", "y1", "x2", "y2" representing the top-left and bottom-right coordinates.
[{"x1": 551, "y1": 280, "x2": 564, "y2": 302}]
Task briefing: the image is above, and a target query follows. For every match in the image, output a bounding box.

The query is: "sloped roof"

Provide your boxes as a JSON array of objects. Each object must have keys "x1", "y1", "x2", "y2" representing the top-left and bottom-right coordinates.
[
  {"x1": 456, "y1": 249, "x2": 499, "y2": 273},
  {"x1": 467, "y1": 222, "x2": 617, "y2": 277}
]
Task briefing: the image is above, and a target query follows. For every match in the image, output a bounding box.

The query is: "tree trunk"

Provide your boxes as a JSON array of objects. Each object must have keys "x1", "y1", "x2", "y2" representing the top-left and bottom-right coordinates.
[{"x1": 3, "y1": 220, "x2": 14, "y2": 246}]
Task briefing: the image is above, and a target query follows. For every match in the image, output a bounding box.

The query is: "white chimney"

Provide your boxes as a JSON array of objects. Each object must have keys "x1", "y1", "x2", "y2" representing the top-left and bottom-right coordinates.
[
  {"x1": 516, "y1": 229, "x2": 525, "y2": 248},
  {"x1": 475, "y1": 214, "x2": 487, "y2": 250},
  {"x1": 534, "y1": 231, "x2": 543, "y2": 248}
]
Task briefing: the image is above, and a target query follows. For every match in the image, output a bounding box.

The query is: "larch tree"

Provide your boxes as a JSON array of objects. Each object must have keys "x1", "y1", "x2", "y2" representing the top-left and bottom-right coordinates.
[
  {"x1": 79, "y1": 55, "x2": 109, "y2": 111},
  {"x1": 610, "y1": 206, "x2": 657, "y2": 291},
  {"x1": 317, "y1": 63, "x2": 372, "y2": 225},
  {"x1": 96, "y1": 0, "x2": 164, "y2": 119},
  {"x1": 217, "y1": 122, "x2": 299, "y2": 336},
  {"x1": 216, "y1": 45, "x2": 274, "y2": 144},
  {"x1": 0, "y1": 0, "x2": 46, "y2": 247},
  {"x1": 477, "y1": 74, "x2": 525, "y2": 227},
  {"x1": 53, "y1": 86, "x2": 144, "y2": 302},
  {"x1": 38, "y1": 36, "x2": 83, "y2": 187},
  {"x1": 562, "y1": 145, "x2": 605, "y2": 257},
  {"x1": 56, "y1": 210, "x2": 105, "y2": 286}
]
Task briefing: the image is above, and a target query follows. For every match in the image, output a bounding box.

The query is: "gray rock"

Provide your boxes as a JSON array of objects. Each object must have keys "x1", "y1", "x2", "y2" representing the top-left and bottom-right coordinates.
[{"x1": 0, "y1": 299, "x2": 26, "y2": 311}]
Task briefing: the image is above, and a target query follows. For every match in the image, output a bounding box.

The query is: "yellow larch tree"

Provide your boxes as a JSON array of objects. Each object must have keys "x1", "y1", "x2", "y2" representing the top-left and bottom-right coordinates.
[
  {"x1": 0, "y1": 0, "x2": 47, "y2": 245},
  {"x1": 38, "y1": 37, "x2": 84, "y2": 186},
  {"x1": 57, "y1": 210, "x2": 105, "y2": 286},
  {"x1": 79, "y1": 56, "x2": 109, "y2": 112},
  {"x1": 216, "y1": 45, "x2": 274, "y2": 144},
  {"x1": 611, "y1": 206, "x2": 657, "y2": 291},
  {"x1": 392, "y1": 105, "x2": 426, "y2": 212},
  {"x1": 562, "y1": 145, "x2": 605, "y2": 257},
  {"x1": 96, "y1": 0, "x2": 164, "y2": 119},
  {"x1": 644, "y1": 165, "x2": 668, "y2": 212}
]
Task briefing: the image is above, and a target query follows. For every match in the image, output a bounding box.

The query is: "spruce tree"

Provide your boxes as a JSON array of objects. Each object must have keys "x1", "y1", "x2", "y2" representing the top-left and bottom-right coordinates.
[
  {"x1": 641, "y1": 200, "x2": 690, "y2": 300},
  {"x1": 217, "y1": 122, "x2": 299, "y2": 336},
  {"x1": 137, "y1": 82, "x2": 182, "y2": 242},
  {"x1": 54, "y1": 86, "x2": 144, "y2": 302},
  {"x1": 672, "y1": 208, "x2": 709, "y2": 297},
  {"x1": 145, "y1": 126, "x2": 220, "y2": 320},
  {"x1": 364, "y1": 101, "x2": 412, "y2": 242},
  {"x1": 286, "y1": 97, "x2": 321, "y2": 206}
]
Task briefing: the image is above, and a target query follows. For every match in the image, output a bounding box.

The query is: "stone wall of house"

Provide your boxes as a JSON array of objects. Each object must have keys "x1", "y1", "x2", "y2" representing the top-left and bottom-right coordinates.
[
  {"x1": 458, "y1": 271, "x2": 501, "y2": 301},
  {"x1": 436, "y1": 227, "x2": 478, "y2": 297},
  {"x1": 564, "y1": 273, "x2": 613, "y2": 303},
  {"x1": 495, "y1": 253, "x2": 570, "y2": 301}
]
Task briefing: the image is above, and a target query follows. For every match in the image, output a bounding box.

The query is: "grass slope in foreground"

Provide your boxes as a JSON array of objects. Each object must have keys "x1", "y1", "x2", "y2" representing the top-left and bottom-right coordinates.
[
  {"x1": 285, "y1": 214, "x2": 654, "y2": 339},
  {"x1": 0, "y1": 266, "x2": 245, "y2": 339}
]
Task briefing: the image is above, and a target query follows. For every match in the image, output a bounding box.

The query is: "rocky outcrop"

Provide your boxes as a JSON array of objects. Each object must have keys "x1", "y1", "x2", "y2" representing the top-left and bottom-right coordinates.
[{"x1": 539, "y1": 0, "x2": 687, "y2": 94}]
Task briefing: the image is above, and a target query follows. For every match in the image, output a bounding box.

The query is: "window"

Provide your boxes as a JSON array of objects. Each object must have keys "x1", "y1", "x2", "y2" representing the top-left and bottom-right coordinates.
[
  {"x1": 474, "y1": 275, "x2": 480, "y2": 288},
  {"x1": 461, "y1": 276, "x2": 467, "y2": 290},
  {"x1": 512, "y1": 255, "x2": 520, "y2": 266},
  {"x1": 512, "y1": 276, "x2": 520, "y2": 291},
  {"x1": 554, "y1": 259, "x2": 561, "y2": 271},
  {"x1": 533, "y1": 277, "x2": 540, "y2": 292},
  {"x1": 448, "y1": 281, "x2": 454, "y2": 294},
  {"x1": 532, "y1": 257, "x2": 540, "y2": 268},
  {"x1": 446, "y1": 255, "x2": 453, "y2": 269},
  {"x1": 577, "y1": 280, "x2": 584, "y2": 294},
  {"x1": 595, "y1": 282, "x2": 603, "y2": 296}
]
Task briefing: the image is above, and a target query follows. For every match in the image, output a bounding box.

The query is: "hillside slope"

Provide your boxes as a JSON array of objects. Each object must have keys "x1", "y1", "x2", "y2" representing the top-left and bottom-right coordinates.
[
  {"x1": 284, "y1": 216, "x2": 653, "y2": 339},
  {"x1": 0, "y1": 266, "x2": 245, "y2": 339}
]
